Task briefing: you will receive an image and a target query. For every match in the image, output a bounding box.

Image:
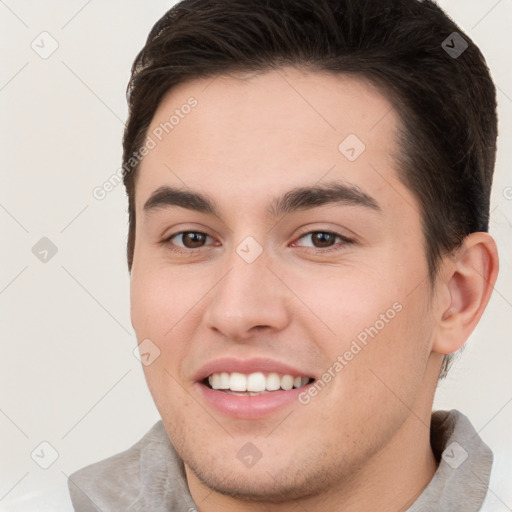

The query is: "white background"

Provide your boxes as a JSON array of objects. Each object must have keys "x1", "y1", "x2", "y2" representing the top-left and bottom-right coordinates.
[{"x1": 1, "y1": 1, "x2": 511, "y2": 510}]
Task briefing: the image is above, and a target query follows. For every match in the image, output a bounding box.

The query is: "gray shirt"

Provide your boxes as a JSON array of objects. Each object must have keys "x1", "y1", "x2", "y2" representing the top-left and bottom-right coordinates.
[{"x1": 67, "y1": 409, "x2": 493, "y2": 511}]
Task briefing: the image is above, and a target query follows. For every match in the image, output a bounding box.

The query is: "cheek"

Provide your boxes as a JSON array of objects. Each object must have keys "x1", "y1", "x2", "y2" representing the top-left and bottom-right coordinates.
[
  {"x1": 130, "y1": 264, "x2": 208, "y2": 397},
  {"x1": 346, "y1": 288, "x2": 434, "y2": 414},
  {"x1": 309, "y1": 267, "x2": 433, "y2": 399},
  {"x1": 130, "y1": 263, "x2": 200, "y2": 338},
  {"x1": 289, "y1": 264, "x2": 402, "y2": 344}
]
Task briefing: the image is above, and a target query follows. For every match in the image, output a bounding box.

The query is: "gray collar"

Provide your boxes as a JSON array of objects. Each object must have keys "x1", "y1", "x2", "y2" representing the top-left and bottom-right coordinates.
[
  {"x1": 68, "y1": 409, "x2": 492, "y2": 511},
  {"x1": 407, "y1": 409, "x2": 493, "y2": 511}
]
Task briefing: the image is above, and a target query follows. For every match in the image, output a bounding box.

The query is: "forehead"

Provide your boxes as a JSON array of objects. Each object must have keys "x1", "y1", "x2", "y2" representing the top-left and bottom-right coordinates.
[{"x1": 135, "y1": 67, "x2": 414, "y2": 221}]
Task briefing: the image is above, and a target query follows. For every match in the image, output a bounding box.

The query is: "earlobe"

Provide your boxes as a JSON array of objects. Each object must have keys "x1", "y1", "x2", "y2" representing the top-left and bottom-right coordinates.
[{"x1": 432, "y1": 232, "x2": 499, "y2": 355}]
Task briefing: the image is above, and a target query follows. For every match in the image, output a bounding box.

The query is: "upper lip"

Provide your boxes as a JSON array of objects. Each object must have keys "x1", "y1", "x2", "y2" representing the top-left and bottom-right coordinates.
[{"x1": 193, "y1": 357, "x2": 315, "y2": 382}]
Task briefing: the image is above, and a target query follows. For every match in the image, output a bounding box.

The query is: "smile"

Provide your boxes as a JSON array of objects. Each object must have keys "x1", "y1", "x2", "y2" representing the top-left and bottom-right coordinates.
[
  {"x1": 205, "y1": 371, "x2": 314, "y2": 395},
  {"x1": 194, "y1": 358, "x2": 318, "y2": 419}
]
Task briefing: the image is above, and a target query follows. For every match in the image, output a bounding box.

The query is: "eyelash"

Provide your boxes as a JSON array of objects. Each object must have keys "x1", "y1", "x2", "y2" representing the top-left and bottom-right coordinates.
[{"x1": 161, "y1": 230, "x2": 354, "y2": 255}]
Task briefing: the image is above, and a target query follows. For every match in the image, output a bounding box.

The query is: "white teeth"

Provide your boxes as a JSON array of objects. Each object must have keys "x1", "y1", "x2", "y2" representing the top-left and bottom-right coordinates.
[
  {"x1": 247, "y1": 372, "x2": 266, "y2": 392},
  {"x1": 207, "y1": 371, "x2": 311, "y2": 393},
  {"x1": 210, "y1": 372, "x2": 230, "y2": 390},
  {"x1": 229, "y1": 372, "x2": 247, "y2": 391},
  {"x1": 280, "y1": 375, "x2": 294, "y2": 391},
  {"x1": 266, "y1": 372, "x2": 281, "y2": 391},
  {"x1": 219, "y1": 372, "x2": 230, "y2": 389},
  {"x1": 210, "y1": 373, "x2": 221, "y2": 389}
]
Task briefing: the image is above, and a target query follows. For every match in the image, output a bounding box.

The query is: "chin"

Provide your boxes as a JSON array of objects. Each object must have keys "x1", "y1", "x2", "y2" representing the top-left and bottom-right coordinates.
[
  {"x1": 182, "y1": 441, "x2": 347, "y2": 504},
  {"x1": 190, "y1": 462, "x2": 326, "y2": 503}
]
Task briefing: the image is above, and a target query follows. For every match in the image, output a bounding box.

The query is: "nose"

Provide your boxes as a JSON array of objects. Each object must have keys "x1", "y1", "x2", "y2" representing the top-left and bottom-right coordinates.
[{"x1": 202, "y1": 246, "x2": 291, "y2": 342}]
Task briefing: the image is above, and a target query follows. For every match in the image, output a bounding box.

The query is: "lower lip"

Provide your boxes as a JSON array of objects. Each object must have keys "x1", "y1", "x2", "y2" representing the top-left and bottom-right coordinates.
[{"x1": 196, "y1": 382, "x2": 310, "y2": 419}]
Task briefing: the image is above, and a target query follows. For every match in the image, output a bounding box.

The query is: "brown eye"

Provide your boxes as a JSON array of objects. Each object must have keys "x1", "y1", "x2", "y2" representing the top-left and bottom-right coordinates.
[
  {"x1": 165, "y1": 231, "x2": 213, "y2": 252},
  {"x1": 293, "y1": 230, "x2": 353, "y2": 253},
  {"x1": 180, "y1": 232, "x2": 207, "y2": 248},
  {"x1": 309, "y1": 232, "x2": 337, "y2": 248}
]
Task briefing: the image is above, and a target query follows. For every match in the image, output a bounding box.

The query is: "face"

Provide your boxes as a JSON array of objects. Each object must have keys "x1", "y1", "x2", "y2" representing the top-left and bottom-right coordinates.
[{"x1": 130, "y1": 68, "x2": 441, "y2": 502}]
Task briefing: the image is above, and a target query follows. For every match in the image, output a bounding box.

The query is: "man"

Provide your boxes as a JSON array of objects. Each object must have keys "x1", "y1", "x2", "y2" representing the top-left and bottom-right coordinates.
[{"x1": 68, "y1": 0, "x2": 502, "y2": 510}]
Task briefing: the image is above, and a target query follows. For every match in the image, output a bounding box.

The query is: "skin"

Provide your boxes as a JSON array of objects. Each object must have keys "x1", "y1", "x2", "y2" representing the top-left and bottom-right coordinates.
[{"x1": 130, "y1": 67, "x2": 499, "y2": 511}]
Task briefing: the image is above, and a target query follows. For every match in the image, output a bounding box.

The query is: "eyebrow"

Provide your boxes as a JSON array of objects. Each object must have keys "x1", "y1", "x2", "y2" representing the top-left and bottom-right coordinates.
[{"x1": 143, "y1": 181, "x2": 382, "y2": 219}]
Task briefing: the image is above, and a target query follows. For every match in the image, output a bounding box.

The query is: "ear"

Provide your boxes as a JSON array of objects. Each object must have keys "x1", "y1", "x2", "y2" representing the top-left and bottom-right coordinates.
[{"x1": 432, "y1": 232, "x2": 499, "y2": 356}]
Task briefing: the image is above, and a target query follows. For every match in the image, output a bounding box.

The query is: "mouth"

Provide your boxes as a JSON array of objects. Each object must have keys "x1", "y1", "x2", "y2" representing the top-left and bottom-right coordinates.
[
  {"x1": 202, "y1": 371, "x2": 315, "y2": 396},
  {"x1": 194, "y1": 357, "x2": 317, "y2": 419}
]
